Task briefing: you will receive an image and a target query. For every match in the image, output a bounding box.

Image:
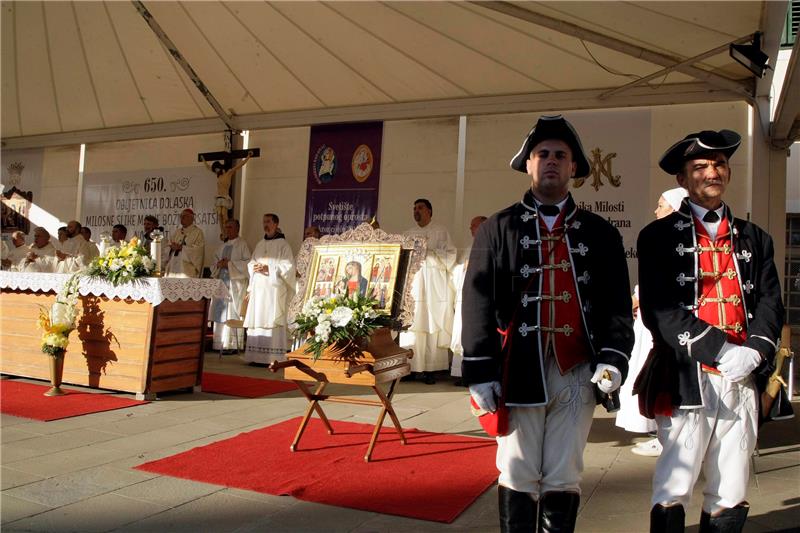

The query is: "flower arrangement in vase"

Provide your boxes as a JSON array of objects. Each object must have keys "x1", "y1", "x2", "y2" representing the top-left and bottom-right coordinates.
[
  {"x1": 37, "y1": 273, "x2": 81, "y2": 396},
  {"x1": 292, "y1": 292, "x2": 391, "y2": 361}
]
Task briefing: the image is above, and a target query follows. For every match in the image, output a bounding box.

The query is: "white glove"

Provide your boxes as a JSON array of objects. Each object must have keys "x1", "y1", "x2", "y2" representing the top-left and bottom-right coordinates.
[
  {"x1": 469, "y1": 381, "x2": 502, "y2": 413},
  {"x1": 715, "y1": 341, "x2": 739, "y2": 362},
  {"x1": 717, "y1": 345, "x2": 762, "y2": 383},
  {"x1": 590, "y1": 364, "x2": 622, "y2": 394}
]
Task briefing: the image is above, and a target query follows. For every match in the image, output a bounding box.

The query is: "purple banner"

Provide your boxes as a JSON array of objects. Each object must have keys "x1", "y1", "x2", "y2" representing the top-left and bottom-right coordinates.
[{"x1": 305, "y1": 122, "x2": 383, "y2": 236}]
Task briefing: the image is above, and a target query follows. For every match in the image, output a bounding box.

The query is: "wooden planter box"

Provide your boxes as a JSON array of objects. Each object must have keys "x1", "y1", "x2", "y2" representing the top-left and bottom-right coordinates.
[{"x1": 0, "y1": 288, "x2": 208, "y2": 400}]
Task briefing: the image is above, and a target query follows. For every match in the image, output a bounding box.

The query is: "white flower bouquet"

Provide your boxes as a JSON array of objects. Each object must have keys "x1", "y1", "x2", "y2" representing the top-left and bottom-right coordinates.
[
  {"x1": 37, "y1": 273, "x2": 81, "y2": 356},
  {"x1": 85, "y1": 237, "x2": 155, "y2": 285},
  {"x1": 292, "y1": 292, "x2": 390, "y2": 361}
]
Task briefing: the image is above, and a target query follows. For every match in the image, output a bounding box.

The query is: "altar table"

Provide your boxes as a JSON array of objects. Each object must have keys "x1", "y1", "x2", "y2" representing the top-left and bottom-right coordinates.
[{"x1": 0, "y1": 272, "x2": 227, "y2": 400}]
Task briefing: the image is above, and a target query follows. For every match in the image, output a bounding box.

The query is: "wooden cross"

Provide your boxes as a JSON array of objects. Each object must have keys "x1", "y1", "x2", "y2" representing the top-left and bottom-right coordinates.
[{"x1": 197, "y1": 148, "x2": 261, "y2": 169}]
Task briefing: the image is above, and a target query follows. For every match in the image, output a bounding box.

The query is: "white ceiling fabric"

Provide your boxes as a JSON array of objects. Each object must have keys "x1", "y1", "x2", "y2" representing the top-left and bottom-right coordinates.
[{"x1": 2, "y1": 1, "x2": 793, "y2": 148}]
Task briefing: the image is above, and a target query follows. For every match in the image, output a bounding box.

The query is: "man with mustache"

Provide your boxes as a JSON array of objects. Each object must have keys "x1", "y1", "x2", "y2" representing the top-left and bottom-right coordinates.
[{"x1": 637, "y1": 130, "x2": 784, "y2": 532}]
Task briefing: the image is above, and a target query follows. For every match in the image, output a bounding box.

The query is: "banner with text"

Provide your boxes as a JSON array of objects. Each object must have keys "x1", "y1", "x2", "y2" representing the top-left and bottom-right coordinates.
[
  {"x1": 82, "y1": 167, "x2": 220, "y2": 267},
  {"x1": 564, "y1": 109, "x2": 651, "y2": 284},
  {"x1": 305, "y1": 122, "x2": 383, "y2": 236}
]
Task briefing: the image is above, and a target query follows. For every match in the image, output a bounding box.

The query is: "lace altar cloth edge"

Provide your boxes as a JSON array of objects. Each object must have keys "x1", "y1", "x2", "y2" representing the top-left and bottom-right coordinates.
[{"x1": 0, "y1": 272, "x2": 229, "y2": 306}]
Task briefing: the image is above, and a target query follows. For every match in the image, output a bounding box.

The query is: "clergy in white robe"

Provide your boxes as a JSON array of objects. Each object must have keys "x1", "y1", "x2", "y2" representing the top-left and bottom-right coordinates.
[
  {"x1": 80, "y1": 227, "x2": 100, "y2": 261},
  {"x1": 210, "y1": 220, "x2": 251, "y2": 351},
  {"x1": 54, "y1": 227, "x2": 68, "y2": 251},
  {"x1": 20, "y1": 228, "x2": 58, "y2": 273},
  {"x1": 55, "y1": 221, "x2": 94, "y2": 273},
  {"x1": 616, "y1": 189, "x2": 685, "y2": 450},
  {"x1": 1, "y1": 231, "x2": 28, "y2": 270},
  {"x1": 449, "y1": 215, "x2": 487, "y2": 381},
  {"x1": 243, "y1": 213, "x2": 295, "y2": 365},
  {"x1": 399, "y1": 199, "x2": 457, "y2": 383},
  {"x1": 165, "y1": 209, "x2": 205, "y2": 278}
]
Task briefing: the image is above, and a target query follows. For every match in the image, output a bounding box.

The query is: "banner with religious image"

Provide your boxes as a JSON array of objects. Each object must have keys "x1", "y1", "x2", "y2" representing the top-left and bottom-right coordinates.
[
  {"x1": 81, "y1": 167, "x2": 220, "y2": 266},
  {"x1": 305, "y1": 122, "x2": 383, "y2": 236}
]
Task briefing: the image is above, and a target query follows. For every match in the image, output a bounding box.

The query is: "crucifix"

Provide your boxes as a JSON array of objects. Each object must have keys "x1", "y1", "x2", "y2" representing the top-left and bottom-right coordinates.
[{"x1": 198, "y1": 139, "x2": 261, "y2": 240}]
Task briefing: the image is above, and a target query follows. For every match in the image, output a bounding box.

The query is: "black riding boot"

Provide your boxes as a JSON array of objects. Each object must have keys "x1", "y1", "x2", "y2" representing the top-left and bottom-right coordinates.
[
  {"x1": 698, "y1": 504, "x2": 749, "y2": 533},
  {"x1": 538, "y1": 491, "x2": 580, "y2": 533},
  {"x1": 499, "y1": 485, "x2": 537, "y2": 533},
  {"x1": 650, "y1": 504, "x2": 685, "y2": 533}
]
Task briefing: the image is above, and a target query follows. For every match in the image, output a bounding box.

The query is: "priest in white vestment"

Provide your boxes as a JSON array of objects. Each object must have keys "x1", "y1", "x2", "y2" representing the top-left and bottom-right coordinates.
[
  {"x1": 243, "y1": 213, "x2": 295, "y2": 365},
  {"x1": 399, "y1": 199, "x2": 457, "y2": 384},
  {"x1": 20, "y1": 228, "x2": 58, "y2": 273},
  {"x1": 210, "y1": 219, "x2": 251, "y2": 352},
  {"x1": 80, "y1": 227, "x2": 100, "y2": 261},
  {"x1": 1, "y1": 231, "x2": 28, "y2": 270},
  {"x1": 165, "y1": 208, "x2": 205, "y2": 278},
  {"x1": 55, "y1": 221, "x2": 94, "y2": 273},
  {"x1": 55, "y1": 227, "x2": 68, "y2": 251},
  {"x1": 449, "y1": 215, "x2": 487, "y2": 385}
]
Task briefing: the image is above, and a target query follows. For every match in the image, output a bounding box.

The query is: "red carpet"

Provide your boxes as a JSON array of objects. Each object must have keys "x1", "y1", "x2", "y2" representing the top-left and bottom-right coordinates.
[
  {"x1": 201, "y1": 372, "x2": 296, "y2": 398},
  {"x1": 137, "y1": 417, "x2": 498, "y2": 522},
  {"x1": 0, "y1": 380, "x2": 148, "y2": 421}
]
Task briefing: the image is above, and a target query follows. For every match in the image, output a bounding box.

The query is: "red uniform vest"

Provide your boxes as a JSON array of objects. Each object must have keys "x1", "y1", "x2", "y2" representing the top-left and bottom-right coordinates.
[
  {"x1": 694, "y1": 216, "x2": 747, "y2": 373},
  {"x1": 539, "y1": 214, "x2": 590, "y2": 374}
]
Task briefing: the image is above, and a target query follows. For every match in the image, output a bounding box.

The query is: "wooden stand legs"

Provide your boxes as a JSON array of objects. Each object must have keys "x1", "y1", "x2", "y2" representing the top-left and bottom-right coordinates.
[
  {"x1": 270, "y1": 359, "x2": 406, "y2": 462},
  {"x1": 290, "y1": 381, "x2": 334, "y2": 452},
  {"x1": 287, "y1": 378, "x2": 405, "y2": 462},
  {"x1": 364, "y1": 379, "x2": 405, "y2": 462}
]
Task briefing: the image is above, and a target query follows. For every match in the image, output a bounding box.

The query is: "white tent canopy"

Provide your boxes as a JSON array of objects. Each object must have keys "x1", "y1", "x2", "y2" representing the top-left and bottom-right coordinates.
[{"x1": 1, "y1": 1, "x2": 796, "y2": 149}]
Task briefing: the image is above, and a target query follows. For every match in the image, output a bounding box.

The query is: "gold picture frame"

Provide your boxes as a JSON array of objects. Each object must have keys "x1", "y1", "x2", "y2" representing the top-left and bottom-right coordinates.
[
  {"x1": 291, "y1": 222, "x2": 427, "y2": 328},
  {"x1": 304, "y1": 243, "x2": 401, "y2": 314}
]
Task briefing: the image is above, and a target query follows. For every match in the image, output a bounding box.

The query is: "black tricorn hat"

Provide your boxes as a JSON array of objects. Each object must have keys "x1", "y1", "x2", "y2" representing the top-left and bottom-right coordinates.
[
  {"x1": 659, "y1": 129, "x2": 741, "y2": 175},
  {"x1": 509, "y1": 115, "x2": 590, "y2": 179}
]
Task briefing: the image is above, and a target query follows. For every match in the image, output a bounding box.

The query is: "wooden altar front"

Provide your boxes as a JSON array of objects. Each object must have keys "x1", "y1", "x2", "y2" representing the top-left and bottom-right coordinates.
[
  {"x1": 0, "y1": 273, "x2": 227, "y2": 400},
  {"x1": 269, "y1": 327, "x2": 412, "y2": 462}
]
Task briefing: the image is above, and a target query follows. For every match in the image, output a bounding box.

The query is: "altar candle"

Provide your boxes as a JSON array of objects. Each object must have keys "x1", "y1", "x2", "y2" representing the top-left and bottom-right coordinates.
[{"x1": 151, "y1": 241, "x2": 162, "y2": 275}]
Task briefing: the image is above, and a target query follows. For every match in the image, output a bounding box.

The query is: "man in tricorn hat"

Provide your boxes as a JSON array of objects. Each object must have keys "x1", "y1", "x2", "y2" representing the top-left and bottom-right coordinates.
[
  {"x1": 462, "y1": 115, "x2": 634, "y2": 532},
  {"x1": 637, "y1": 130, "x2": 784, "y2": 532}
]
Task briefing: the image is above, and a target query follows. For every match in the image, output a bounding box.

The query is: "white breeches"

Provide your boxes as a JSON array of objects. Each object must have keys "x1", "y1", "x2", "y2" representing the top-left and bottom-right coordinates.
[
  {"x1": 496, "y1": 357, "x2": 595, "y2": 498},
  {"x1": 652, "y1": 371, "x2": 758, "y2": 514}
]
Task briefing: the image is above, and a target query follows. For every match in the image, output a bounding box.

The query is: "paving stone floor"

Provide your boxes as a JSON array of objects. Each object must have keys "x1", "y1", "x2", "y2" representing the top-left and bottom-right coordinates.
[{"x1": 2, "y1": 353, "x2": 798, "y2": 532}]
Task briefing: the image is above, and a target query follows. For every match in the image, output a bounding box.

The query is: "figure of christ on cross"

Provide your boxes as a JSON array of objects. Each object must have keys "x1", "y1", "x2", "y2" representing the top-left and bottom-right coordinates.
[{"x1": 200, "y1": 149, "x2": 256, "y2": 240}]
